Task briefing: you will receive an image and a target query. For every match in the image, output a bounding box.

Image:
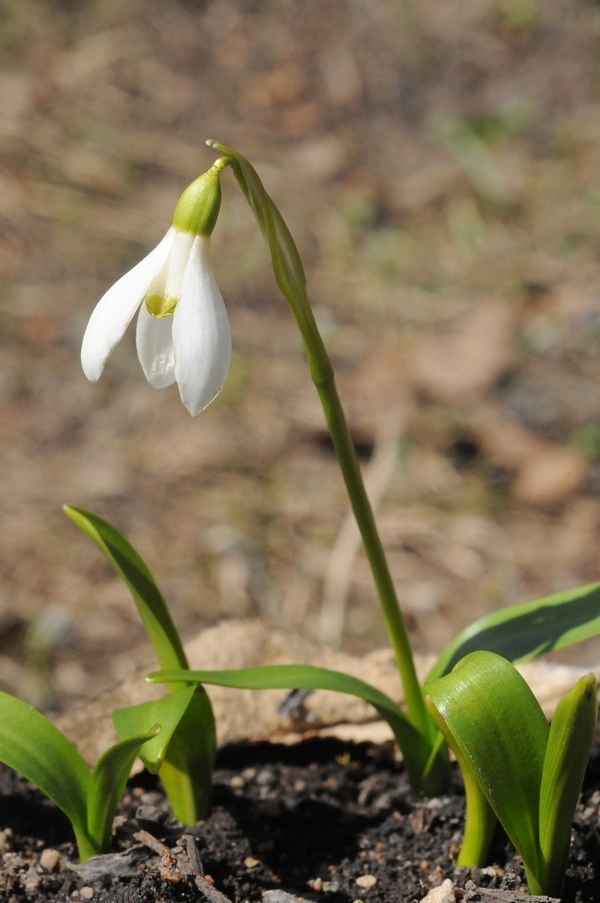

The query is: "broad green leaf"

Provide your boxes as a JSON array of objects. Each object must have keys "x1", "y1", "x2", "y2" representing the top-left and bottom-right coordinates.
[
  {"x1": 158, "y1": 687, "x2": 216, "y2": 824},
  {"x1": 539, "y1": 673, "x2": 598, "y2": 897},
  {"x1": 87, "y1": 725, "x2": 161, "y2": 857},
  {"x1": 64, "y1": 506, "x2": 187, "y2": 673},
  {"x1": 425, "y1": 652, "x2": 549, "y2": 885},
  {"x1": 0, "y1": 691, "x2": 91, "y2": 856},
  {"x1": 112, "y1": 686, "x2": 196, "y2": 773},
  {"x1": 428, "y1": 581, "x2": 600, "y2": 681},
  {"x1": 148, "y1": 663, "x2": 442, "y2": 792}
]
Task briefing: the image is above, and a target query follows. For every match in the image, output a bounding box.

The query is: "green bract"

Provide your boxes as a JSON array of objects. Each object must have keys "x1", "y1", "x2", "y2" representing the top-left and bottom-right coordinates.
[
  {"x1": 425, "y1": 652, "x2": 598, "y2": 897},
  {"x1": 0, "y1": 690, "x2": 159, "y2": 862},
  {"x1": 172, "y1": 157, "x2": 228, "y2": 237}
]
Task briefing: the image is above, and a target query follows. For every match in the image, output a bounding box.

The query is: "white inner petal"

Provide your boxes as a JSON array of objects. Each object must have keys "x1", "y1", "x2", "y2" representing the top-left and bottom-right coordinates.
[
  {"x1": 144, "y1": 230, "x2": 195, "y2": 318},
  {"x1": 136, "y1": 302, "x2": 176, "y2": 389}
]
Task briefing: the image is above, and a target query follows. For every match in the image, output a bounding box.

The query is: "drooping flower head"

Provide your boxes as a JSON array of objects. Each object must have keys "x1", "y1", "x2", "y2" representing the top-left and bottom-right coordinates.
[{"x1": 81, "y1": 158, "x2": 231, "y2": 416}]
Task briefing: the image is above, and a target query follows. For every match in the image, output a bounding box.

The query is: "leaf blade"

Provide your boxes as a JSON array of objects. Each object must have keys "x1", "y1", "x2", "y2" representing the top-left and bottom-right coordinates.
[
  {"x1": 539, "y1": 672, "x2": 598, "y2": 896},
  {"x1": 148, "y1": 663, "x2": 440, "y2": 791},
  {"x1": 428, "y1": 581, "x2": 600, "y2": 680},
  {"x1": 87, "y1": 726, "x2": 161, "y2": 856},
  {"x1": 158, "y1": 688, "x2": 216, "y2": 824},
  {"x1": 64, "y1": 506, "x2": 187, "y2": 672},
  {"x1": 0, "y1": 691, "x2": 92, "y2": 857},
  {"x1": 425, "y1": 652, "x2": 549, "y2": 883},
  {"x1": 113, "y1": 686, "x2": 197, "y2": 773}
]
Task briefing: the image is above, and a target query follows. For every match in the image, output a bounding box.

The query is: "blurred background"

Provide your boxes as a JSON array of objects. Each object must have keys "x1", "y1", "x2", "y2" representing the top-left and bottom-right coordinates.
[{"x1": 2, "y1": 0, "x2": 600, "y2": 710}]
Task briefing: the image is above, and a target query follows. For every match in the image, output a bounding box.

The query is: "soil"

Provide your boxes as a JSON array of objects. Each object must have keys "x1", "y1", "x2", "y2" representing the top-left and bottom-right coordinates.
[{"x1": 1, "y1": 736, "x2": 599, "y2": 903}]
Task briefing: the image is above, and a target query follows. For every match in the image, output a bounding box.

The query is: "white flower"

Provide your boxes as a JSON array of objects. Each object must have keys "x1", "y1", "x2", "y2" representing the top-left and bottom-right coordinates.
[{"x1": 81, "y1": 165, "x2": 231, "y2": 416}]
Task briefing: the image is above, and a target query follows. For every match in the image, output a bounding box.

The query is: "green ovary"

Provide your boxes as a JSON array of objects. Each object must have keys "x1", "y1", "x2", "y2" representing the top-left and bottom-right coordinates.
[{"x1": 145, "y1": 294, "x2": 177, "y2": 318}]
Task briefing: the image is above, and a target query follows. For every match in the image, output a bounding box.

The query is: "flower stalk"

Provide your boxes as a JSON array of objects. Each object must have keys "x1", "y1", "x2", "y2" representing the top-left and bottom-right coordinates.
[{"x1": 207, "y1": 140, "x2": 431, "y2": 743}]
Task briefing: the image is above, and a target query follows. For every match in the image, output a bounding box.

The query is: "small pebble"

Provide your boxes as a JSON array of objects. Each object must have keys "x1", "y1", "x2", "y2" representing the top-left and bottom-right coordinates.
[
  {"x1": 40, "y1": 848, "x2": 61, "y2": 871},
  {"x1": 355, "y1": 875, "x2": 377, "y2": 890},
  {"x1": 307, "y1": 877, "x2": 323, "y2": 891},
  {"x1": 418, "y1": 879, "x2": 456, "y2": 903},
  {"x1": 0, "y1": 828, "x2": 13, "y2": 854},
  {"x1": 25, "y1": 876, "x2": 40, "y2": 893},
  {"x1": 230, "y1": 775, "x2": 245, "y2": 789},
  {"x1": 256, "y1": 770, "x2": 273, "y2": 785},
  {"x1": 244, "y1": 857, "x2": 260, "y2": 869},
  {"x1": 81, "y1": 887, "x2": 94, "y2": 900}
]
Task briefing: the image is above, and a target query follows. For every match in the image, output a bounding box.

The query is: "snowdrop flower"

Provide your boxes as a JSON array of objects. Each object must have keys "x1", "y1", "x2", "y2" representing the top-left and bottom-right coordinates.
[{"x1": 81, "y1": 160, "x2": 231, "y2": 416}]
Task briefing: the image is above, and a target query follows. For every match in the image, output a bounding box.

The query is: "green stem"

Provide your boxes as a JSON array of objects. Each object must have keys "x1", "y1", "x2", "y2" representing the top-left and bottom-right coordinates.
[
  {"x1": 73, "y1": 824, "x2": 99, "y2": 864},
  {"x1": 207, "y1": 142, "x2": 431, "y2": 742},
  {"x1": 311, "y1": 355, "x2": 430, "y2": 739}
]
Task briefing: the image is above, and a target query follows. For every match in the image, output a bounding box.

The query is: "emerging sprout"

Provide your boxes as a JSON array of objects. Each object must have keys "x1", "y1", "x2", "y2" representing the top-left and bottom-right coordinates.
[
  {"x1": 425, "y1": 652, "x2": 598, "y2": 897},
  {"x1": 0, "y1": 691, "x2": 160, "y2": 862}
]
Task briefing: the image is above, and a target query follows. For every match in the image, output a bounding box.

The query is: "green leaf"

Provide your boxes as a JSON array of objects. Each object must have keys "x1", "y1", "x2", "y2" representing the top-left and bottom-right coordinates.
[
  {"x1": 114, "y1": 687, "x2": 216, "y2": 825},
  {"x1": 427, "y1": 692, "x2": 498, "y2": 868},
  {"x1": 65, "y1": 507, "x2": 218, "y2": 823},
  {"x1": 148, "y1": 663, "x2": 441, "y2": 792},
  {"x1": 158, "y1": 688, "x2": 216, "y2": 824},
  {"x1": 87, "y1": 725, "x2": 161, "y2": 857},
  {"x1": 425, "y1": 652, "x2": 549, "y2": 887},
  {"x1": 0, "y1": 690, "x2": 93, "y2": 860},
  {"x1": 64, "y1": 506, "x2": 187, "y2": 673},
  {"x1": 428, "y1": 581, "x2": 600, "y2": 680},
  {"x1": 113, "y1": 686, "x2": 197, "y2": 773},
  {"x1": 538, "y1": 673, "x2": 598, "y2": 897}
]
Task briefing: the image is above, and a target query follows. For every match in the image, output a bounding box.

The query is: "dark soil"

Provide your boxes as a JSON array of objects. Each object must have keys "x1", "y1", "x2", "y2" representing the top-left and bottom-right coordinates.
[{"x1": 1, "y1": 737, "x2": 599, "y2": 903}]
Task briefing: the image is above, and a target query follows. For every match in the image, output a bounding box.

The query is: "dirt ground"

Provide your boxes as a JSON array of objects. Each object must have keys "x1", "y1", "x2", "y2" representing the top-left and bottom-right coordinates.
[
  {"x1": 3, "y1": 737, "x2": 600, "y2": 903},
  {"x1": 3, "y1": 0, "x2": 600, "y2": 712}
]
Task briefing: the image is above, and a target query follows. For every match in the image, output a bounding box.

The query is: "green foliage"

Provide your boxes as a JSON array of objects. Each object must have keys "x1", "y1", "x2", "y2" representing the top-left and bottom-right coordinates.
[
  {"x1": 86, "y1": 728, "x2": 161, "y2": 854},
  {"x1": 0, "y1": 690, "x2": 159, "y2": 862},
  {"x1": 64, "y1": 506, "x2": 186, "y2": 672},
  {"x1": 425, "y1": 652, "x2": 597, "y2": 897},
  {"x1": 65, "y1": 506, "x2": 216, "y2": 823},
  {"x1": 428, "y1": 579, "x2": 600, "y2": 680},
  {"x1": 147, "y1": 662, "x2": 448, "y2": 794},
  {"x1": 113, "y1": 686, "x2": 216, "y2": 824}
]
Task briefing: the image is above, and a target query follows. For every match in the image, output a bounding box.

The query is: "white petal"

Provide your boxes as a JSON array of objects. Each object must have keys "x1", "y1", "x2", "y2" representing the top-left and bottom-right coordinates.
[
  {"x1": 136, "y1": 303, "x2": 176, "y2": 389},
  {"x1": 172, "y1": 236, "x2": 232, "y2": 416},
  {"x1": 81, "y1": 229, "x2": 175, "y2": 381}
]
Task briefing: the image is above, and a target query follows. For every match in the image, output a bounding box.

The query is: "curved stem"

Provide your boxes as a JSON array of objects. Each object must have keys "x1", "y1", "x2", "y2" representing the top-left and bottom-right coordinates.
[{"x1": 207, "y1": 141, "x2": 431, "y2": 743}]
